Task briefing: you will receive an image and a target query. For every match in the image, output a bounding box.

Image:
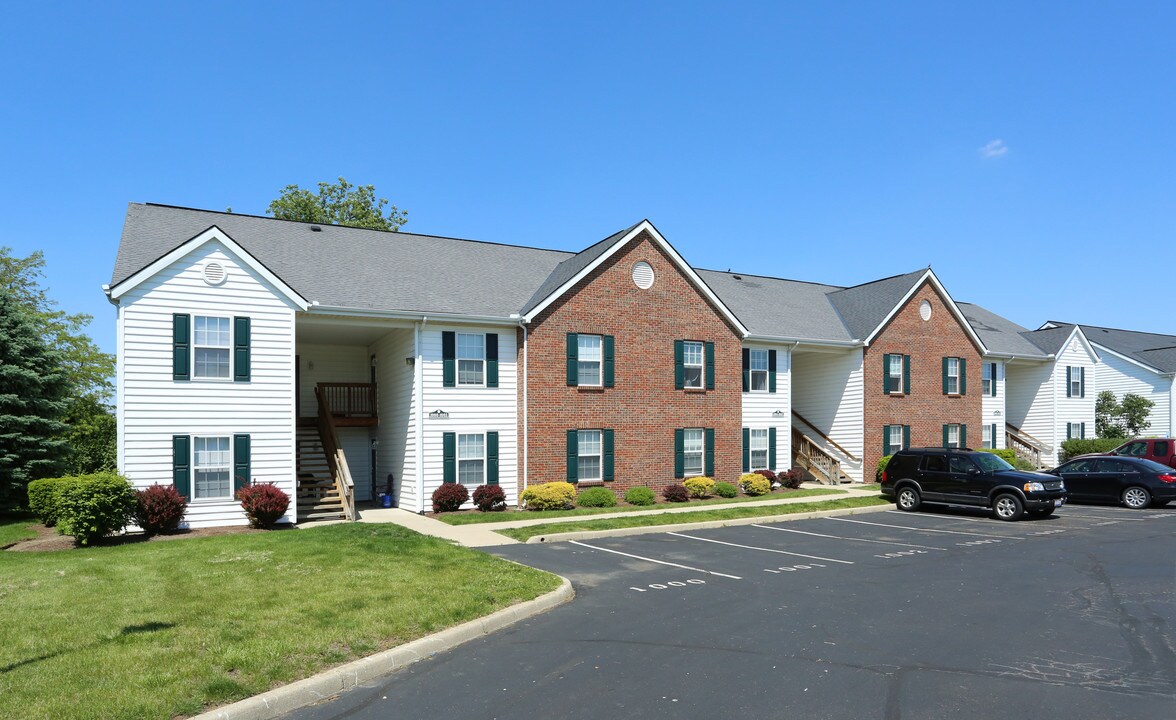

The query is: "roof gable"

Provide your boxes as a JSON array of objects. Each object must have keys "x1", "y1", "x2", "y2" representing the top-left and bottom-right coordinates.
[{"x1": 1077, "y1": 323, "x2": 1176, "y2": 374}]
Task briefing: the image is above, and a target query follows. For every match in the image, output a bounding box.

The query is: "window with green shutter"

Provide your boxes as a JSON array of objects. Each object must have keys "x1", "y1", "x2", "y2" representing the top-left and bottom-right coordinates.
[
  {"x1": 442, "y1": 332, "x2": 456, "y2": 388},
  {"x1": 486, "y1": 431, "x2": 499, "y2": 484},
  {"x1": 233, "y1": 317, "x2": 250, "y2": 382},
  {"x1": 566, "y1": 429, "x2": 578, "y2": 483},
  {"x1": 705, "y1": 342, "x2": 715, "y2": 390},
  {"x1": 173, "y1": 314, "x2": 190, "y2": 381},
  {"x1": 233, "y1": 434, "x2": 250, "y2": 494},
  {"x1": 485, "y1": 334, "x2": 498, "y2": 388},
  {"x1": 602, "y1": 429, "x2": 614, "y2": 481},
  {"x1": 172, "y1": 435, "x2": 191, "y2": 499},
  {"x1": 442, "y1": 432, "x2": 456, "y2": 482}
]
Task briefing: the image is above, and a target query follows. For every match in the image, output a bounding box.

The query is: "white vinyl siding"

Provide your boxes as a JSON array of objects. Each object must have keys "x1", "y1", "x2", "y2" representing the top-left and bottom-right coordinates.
[
  {"x1": 980, "y1": 359, "x2": 1005, "y2": 450},
  {"x1": 791, "y1": 348, "x2": 864, "y2": 482},
  {"x1": 741, "y1": 345, "x2": 791, "y2": 473},
  {"x1": 683, "y1": 428, "x2": 705, "y2": 477},
  {"x1": 577, "y1": 335, "x2": 602, "y2": 387},
  {"x1": 1093, "y1": 346, "x2": 1173, "y2": 438},
  {"x1": 371, "y1": 329, "x2": 417, "y2": 509},
  {"x1": 1055, "y1": 337, "x2": 1097, "y2": 463},
  {"x1": 683, "y1": 341, "x2": 704, "y2": 389},
  {"x1": 577, "y1": 430, "x2": 602, "y2": 481},
  {"x1": 118, "y1": 240, "x2": 298, "y2": 529}
]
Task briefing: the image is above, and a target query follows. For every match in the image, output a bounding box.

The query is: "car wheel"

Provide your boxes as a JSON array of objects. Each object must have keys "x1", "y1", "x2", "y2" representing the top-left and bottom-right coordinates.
[
  {"x1": 1122, "y1": 486, "x2": 1151, "y2": 510},
  {"x1": 993, "y1": 493, "x2": 1024, "y2": 521},
  {"x1": 896, "y1": 486, "x2": 921, "y2": 512},
  {"x1": 1028, "y1": 507, "x2": 1054, "y2": 518}
]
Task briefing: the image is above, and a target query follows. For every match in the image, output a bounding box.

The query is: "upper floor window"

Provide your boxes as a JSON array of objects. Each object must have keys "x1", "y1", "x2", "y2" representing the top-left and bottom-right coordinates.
[
  {"x1": 749, "y1": 349, "x2": 768, "y2": 392},
  {"x1": 1066, "y1": 366, "x2": 1085, "y2": 398},
  {"x1": 982, "y1": 362, "x2": 997, "y2": 397},
  {"x1": 193, "y1": 316, "x2": 231, "y2": 379},
  {"x1": 577, "y1": 335, "x2": 602, "y2": 387},
  {"x1": 683, "y1": 428, "x2": 705, "y2": 476},
  {"x1": 683, "y1": 342, "x2": 704, "y2": 389},
  {"x1": 944, "y1": 357, "x2": 961, "y2": 395},
  {"x1": 457, "y1": 333, "x2": 485, "y2": 386},
  {"x1": 889, "y1": 355, "x2": 903, "y2": 394},
  {"x1": 883, "y1": 353, "x2": 909, "y2": 395},
  {"x1": 193, "y1": 436, "x2": 231, "y2": 499}
]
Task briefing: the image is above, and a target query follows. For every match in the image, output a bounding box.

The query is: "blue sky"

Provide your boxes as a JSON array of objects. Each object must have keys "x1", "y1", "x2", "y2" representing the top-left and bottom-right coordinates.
[{"x1": 4, "y1": 1, "x2": 1175, "y2": 354}]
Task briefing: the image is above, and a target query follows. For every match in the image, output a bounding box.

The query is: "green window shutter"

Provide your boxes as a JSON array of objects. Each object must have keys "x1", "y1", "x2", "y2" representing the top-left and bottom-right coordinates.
[
  {"x1": 674, "y1": 429, "x2": 684, "y2": 478},
  {"x1": 768, "y1": 350, "x2": 777, "y2": 393},
  {"x1": 172, "y1": 314, "x2": 190, "y2": 381},
  {"x1": 442, "y1": 432, "x2": 456, "y2": 483},
  {"x1": 172, "y1": 435, "x2": 190, "y2": 500},
  {"x1": 903, "y1": 355, "x2": 911, "y2": 394},
  {"x1": 566, "y1": 333, "x2": 578, "y2": 386},
  {"x1": 960, "y1": 424, "x2": 967, "y2": 449},
  {"x1": 1065, "y1": 366, "x2": 1072, "y2": 398},
  {"x1": 566, "y1": 430, "x2": 578, "y2": 483},
  {"x1": 742, "y1": 427, "x2": 750, "y2": 472},
  {"x1": 602, "y1": 429, "x2": 614, "y2": 481},
  {"x1": 942, "y1": 425, "x2": 949, "y2": 448},
  {"x1": 742, "y1": 348, "x2": 750, "y2": 392},
  {"x1": 486, "y1": 431, "x2": 499, "y2": 485},
  {"x1": 942, "y1": 357, "x2": 950, "y2": 395},
  {"x1": 882, "y1": 353, "x2": 892, "y2": 394},
  {"x1": 442, "y1": 332, "x2": 456, "y2": 388},
  {"x1": 903, "y1": 425, "x2": 911, "y2": 449},
  {"x1": 991, "y1": 363, "x2": 998, "y2": 397},
  {"x1": 883, "y1": 426, "x2": 891, "y2": 457},
  {"x1": 1066, "y1": 423, "x2": 1072, "y2": 440},
  {"x1": 705, "y1": 342, "x2": 715, "y2": 390},
  {"x1": 1080, "y1": 367, "x2": 1086, "y2": 398},
  {"x1": 768, "y1": 426, "x2": 777, "y2": 468},
  {"x1": 603, "y1": 335, "x2": 615, "y2": 388},
  {"x1": 233, "y1": 434, "x2": 250, "y2": 495},
  {"x1": 959, "y1": 358, "x2": 966, "y2": 395},
  {"x1": 233, "y1": 317, "x2": 250, "y2": 382},
  {"x1": 485, "y1": 334, "x2": 499, "y2": 388},
  {"x1": 1081, "y1": 422, "x2": 1086, "y2": 439},
  {"x1": 674, "y1": 340, "x2": 684, "y2": 390},
  {"x1": 705, "y1": 428, "x2": 715, "y2": 476}
]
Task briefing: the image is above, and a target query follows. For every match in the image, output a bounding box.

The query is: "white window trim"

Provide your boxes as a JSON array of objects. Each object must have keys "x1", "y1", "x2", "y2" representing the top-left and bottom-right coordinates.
[
  {"x1": 577, "y1": 334, "x2": 603, "y2": 388},
  {"x1": 192, "y1": 435, "x2": 232, "y2": 502},
  {"x1": 192, "y1": 315, "x2": 232, "y2": 382},
  {"x1": 982, "y1": 362, "x2": 995, "y2": 396},
  {"x1": 946, "y1": 424, "x2": 961, "y2": 449},
  {"x1": 1069, "y1": 366, "x2": 1082, "y2": 397},
  {"x1": 888, "y1": 425, "x2": 905, "y2": 452},
  {"x1": 749, "y1": 349, "x2": 769, "y2": 393},
  {"x1": 683, "y1": 427, "x2": 705, "y2": 476},
  {"x1": 889, "y1": 355, "x2": 903, "y2": 395},
  {"x1": 982, "y1": 424, "x2": 993, "y2": 449},
  {"x1": 577, "y1": 429, "x2": 603, "y2": 482},
  {"x1": 749, "y1": 428, "x2": 769, "y2": 470},
  {"x1": 946, "y1": 357, "x2": 960, "y2": 395},
  {"x1": 457, "y1": 333, "x2": 486, "y2": 387},
  {"x1": 683, "y1": 341, "x2": 704, "y2": 390},
  {"x1": 457, "y1": 432, "x2": 486, "y2": 484}
]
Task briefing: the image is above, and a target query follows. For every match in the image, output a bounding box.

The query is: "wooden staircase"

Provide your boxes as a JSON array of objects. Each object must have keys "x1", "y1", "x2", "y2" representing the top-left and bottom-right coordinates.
[
  {"x1": 791, "y1": 411, "x2": 858, "y2": 484},
  {"x1": 297, "y1": 426, "x2": 347, "y2": 521},
  {"x1": 1006, "y1": 423, "x2": 1050, "y2": 468}
]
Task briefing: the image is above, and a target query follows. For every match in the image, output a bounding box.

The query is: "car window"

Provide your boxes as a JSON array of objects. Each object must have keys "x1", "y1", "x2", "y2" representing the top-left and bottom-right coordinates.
[
  {"x1": 1135, "y1": 458, "x2": 1173, "y2": 473},
  {"x1": 972, "y1": 453, "x2": 1014, "y2": 472},
  {"x1": 949, "y1": 456, "x2": 976, "y2": 474},
  {"x1": 1115, "y1": 442, "x2": 1147, "y2": 457},
  {"x1": 1154, "y1": 441, "x2": 1169, "y2": 457},
  {"x1": 921, "y1": 455, "x2": 946, "y2": 472},
  {"x1": 1096, "y1": 459, "x2": 1136, "y2": 473},
  {"x1": 1060, "y1": 459, "x2": 1095, "y2": 473}
]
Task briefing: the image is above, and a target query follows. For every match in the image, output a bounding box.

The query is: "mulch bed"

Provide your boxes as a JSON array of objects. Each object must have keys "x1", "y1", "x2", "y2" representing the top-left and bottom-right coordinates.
[{"x1": 5, "y1": 522, "x2": 291, "y2": 552}]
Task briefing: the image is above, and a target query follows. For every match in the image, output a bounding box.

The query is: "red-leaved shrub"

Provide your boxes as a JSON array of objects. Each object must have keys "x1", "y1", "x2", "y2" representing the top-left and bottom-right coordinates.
[
  {"x1": 472, "y1": 484, "x2": 506, "y2": 512},
  {"x1": 134, "y1": 484, "x2": 187, "y2": 535},
  {"x1": 235, "y1": 482, "x2": 290, "y2": 528},
  {"x1": 432, "y1": 483, "x2": 470, "y2": 513},
  {"x1": 780, "y1": 468, "x2": 806, "y2": 489},
  {"x1": 755, "y1": 469, "x2": 778, "y2": 485},
  {"x1": 662, "y1": 484, "x2": 689, "y2": 503}
]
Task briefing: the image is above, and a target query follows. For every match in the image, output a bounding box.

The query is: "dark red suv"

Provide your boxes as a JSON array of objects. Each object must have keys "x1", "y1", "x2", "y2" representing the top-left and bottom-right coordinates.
[{"x1": 1104, "y1": 438, "x2": 1176, "y2": 469}]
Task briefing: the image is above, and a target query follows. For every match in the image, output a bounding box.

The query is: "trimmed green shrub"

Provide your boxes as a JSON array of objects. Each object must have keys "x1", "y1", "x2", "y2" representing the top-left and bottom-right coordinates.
[
  {"x1": 624, "y1": 486, "x2": 656, "y2": 506},
  {"x1": 683, "y1": 476, "x2": 716, "y2": 498},
  {"x1": 779, "y1": 468, "x2": 805, "y2": 489},
  {"x1": 27, "y1": 476, "x2": 78, "y2": 527},
  {"x1": 472, "y1": 484, "x2": 506, "y2": 512},
  {"x1": 713, "y1": 481, "x2": 739, "y2": 498},
  {"x1": 521, "y1": 481, "x2": 577, "y2": 510},
  {"x1": 431, "y1": 483, "x2": 470, "y2": 512},
  {"x1": 986, "y1": 448, "x2": 1032, "y2": 470},
  {"x1": 662, "y1": 484, "x2": 689, "y2": 502},
  {"x1": 739, "y1": 473, "x2": 770, "y2": 496},
  {"x1": 1060, "y1": 438, "x2": 1121, "y2": 463},
  {"x1": 577, "y1": 486, "x2": 617, "y2": 508},
  {"x1": 56, "y1": 472, "x2": 137, "y2": 545},
  {"x1": 134, "y1": 484, "x2": 187, "y2": 535},
  {"x1": 236, "y1": 482, "x2": 291, "y2": 528},
  {"x1": 876, "y1": 455, "x2": 893, "y2": 482}
]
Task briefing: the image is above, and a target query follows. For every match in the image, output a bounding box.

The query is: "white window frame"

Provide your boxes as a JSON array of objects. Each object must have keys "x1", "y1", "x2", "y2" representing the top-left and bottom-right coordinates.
[
  {"x1": 683, "y1": 341, "x2": 704, "y2": 389},
  {"x1": 577, "y1": 335, "x2": 602, "y2": 387},
  {"x1": 1069, "y1": 367, "x2": 1082, "y2": 397},
  {"x1": 888, "y1": 425, "x2": 905, "y2": 453},
  {"x1": 982, "y1": 424, "x2": 993, "y2": 449},
  {"x1": 749, "y1": 428, "x2": 769, "y2": 470},
  {"x1": 1067, "y1": 422, "x2": 1085, "y2": 440},
  {"x1": 945, "y1": 424, "x2": 961, "y2": 449},
  {"x1": 457, "y1": 333, "x2": 485, "y2": 387},
  {"x1": 193, "y1": 315, "x2": 232, "y2": 380},
  {"x1": 982, "y1": 362, "x2": 995, "y2": 396},
  {"x1": 577, "y1": 429, "x2": 603, "y2": 482},
  {"x1": 457, "y1": 433, "x2": 485, "y2": 484},
  {"x1": 889, "y1": 355, "x2": 903, "y2": 394},
  {"x1": 193, "y1": 435, "x2": 232, "y2": 501},
  {"x1": 749, "y1": 349, "x2": 769, "y2": 393},
  {"x1": 946, "y1": 357, "x2": 960, "y2": 395},
  {"x1": 683, "y1": 428, "x2": 705, "y2": 476}
]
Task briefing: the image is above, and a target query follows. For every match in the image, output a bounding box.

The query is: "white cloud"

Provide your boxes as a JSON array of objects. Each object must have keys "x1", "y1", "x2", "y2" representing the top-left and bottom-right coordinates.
[{"x1": 979, "y1": 139, "x2": 1008, "y2": 159}]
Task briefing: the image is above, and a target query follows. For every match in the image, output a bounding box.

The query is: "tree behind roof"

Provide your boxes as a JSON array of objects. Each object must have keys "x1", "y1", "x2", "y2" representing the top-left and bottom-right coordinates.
[{"x1": 267, "y1": 177, "x2": 407, "y2": 231}]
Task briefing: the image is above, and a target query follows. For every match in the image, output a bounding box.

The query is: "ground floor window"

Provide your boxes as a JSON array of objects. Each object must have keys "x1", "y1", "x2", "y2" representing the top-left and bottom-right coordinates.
[
  {"x1": 194, "y1": 436, "x2": 231, "y2": 499},
  {"x1": 1066, "y1": 422, "x2": 1086, "y2": 440},
  {"x1": 944, "y1": 424, "x2": 961, "y2": 449},
  {"x1": 982, "y1": 424, "x2": 993, "y2": 449},
  {"x1": 458, "y1": 433, "x2": 485, "y2": 484},
  {"x1": 683, "y1": 428, "x2": 704, "y2": 476},
  {"x1": 577, "y1": 429, "x2": 602, "y2": 481},
  {"x1": 749, "y1": 428, "x2": 768, "y2": 470}
]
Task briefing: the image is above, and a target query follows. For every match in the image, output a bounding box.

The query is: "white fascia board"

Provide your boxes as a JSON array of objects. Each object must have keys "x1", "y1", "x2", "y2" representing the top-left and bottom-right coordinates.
[
  {"x1": 108, "y1": 225, "x2": 310, "y2": 310},
  {"x1": 1064, "y1": 326, "x2": 1099, "y2": 361},
  {"x1": 1089, "y1": 341, "x2": 1164, "y2": 375},
  {"x1": 983, "y1": 351, "x2": 1052, "y2": 363},
  {"x1": 521, "y1": 220, "x2": 750, "y2": 336},
  {"x1": 744, "y1": 334, "x2": 863, "y2": 349},
  {"x1": 863, "y1": 269, "x2": 990, "y2": 354},
  {"x1": 307, "y1": 305, "x2": 519, "y2": 327}
]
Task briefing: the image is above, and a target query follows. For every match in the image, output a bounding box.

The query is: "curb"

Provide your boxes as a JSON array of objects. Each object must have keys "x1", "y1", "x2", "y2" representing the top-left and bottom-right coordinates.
[
  {"x1": 524, "y1": 502, "x2": 892, "y2": 543},
  {"x1": 192, "y1": 576, "x2": 574, "y2": 720}
]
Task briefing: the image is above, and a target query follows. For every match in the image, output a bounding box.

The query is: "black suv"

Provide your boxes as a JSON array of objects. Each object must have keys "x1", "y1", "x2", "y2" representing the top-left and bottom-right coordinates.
[{"x1": 880, "y1": 448, "x2": 1067, "y2": 521}]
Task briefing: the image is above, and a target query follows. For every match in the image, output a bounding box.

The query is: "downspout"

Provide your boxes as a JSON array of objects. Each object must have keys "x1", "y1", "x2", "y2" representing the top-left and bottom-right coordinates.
[
  {"x1": 520, "y1": 320, "x2": 529, "y2": 495},
  {"x1": 414, "y1": 318, "x2": 427, "y2": 513},
  {"x1": 1051, "y1": 362, "x2": 1059, "y2": 465}
]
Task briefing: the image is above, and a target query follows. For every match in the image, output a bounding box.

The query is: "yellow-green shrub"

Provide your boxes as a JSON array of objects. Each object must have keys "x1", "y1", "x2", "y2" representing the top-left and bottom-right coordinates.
[
  {"x1": 521, "y1": 481, "x2": 577, "y2": 511},
  {"x1": 739, "y1": 473, "x2": 770, "y2": 496},
  {"x1": 683, "y1": 476, "x2": 715, "y2": 498}
]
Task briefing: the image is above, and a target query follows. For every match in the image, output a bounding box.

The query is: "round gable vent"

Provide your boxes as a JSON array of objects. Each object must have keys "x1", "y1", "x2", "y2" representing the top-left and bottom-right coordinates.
[
  {"x1": 632, "y1": 261, "x2": 655, "y2": 289},
  {"x1": 203, "y1": 262, "x2": 227, "y2": 286},
  {"x1": 919, "y1": 299, "x2": 932, "y2": 321}
]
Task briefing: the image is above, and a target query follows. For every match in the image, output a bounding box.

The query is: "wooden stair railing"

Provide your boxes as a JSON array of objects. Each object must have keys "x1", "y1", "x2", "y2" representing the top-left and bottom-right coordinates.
[
  {"x1": 315, "y1": 385, "x2": 356, "y2": 521},
  {"x1": 791, "y1": 427, "x2": 849, "y2": 485},
  {"x1": 1006, "y1": 423, "x2": 1048, "y2": 469},
  {"x1": 791, "y1": 411, "x2": 860, "y2": 462}
]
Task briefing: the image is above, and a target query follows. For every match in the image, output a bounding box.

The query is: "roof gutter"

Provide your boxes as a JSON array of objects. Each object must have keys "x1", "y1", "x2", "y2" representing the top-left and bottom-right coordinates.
[
  {"x1": 307, "y1": 304, "x2": 518, "y2": 326},
  {"x1": 985, "y1": 352, "x2": 1055, "y2": 363},
  {"x1": 744, "y1": 334, "x2": 865, "y2": 349}
]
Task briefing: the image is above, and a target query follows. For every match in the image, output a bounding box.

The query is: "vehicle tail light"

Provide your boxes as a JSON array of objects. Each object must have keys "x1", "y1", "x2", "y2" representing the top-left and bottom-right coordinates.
[
  {"x1": 881, "y1": 468, "x2": 888, "y2": 483},
  {"x1": 1158, "y1": 474, "x2": 1176, "y2": 484}
]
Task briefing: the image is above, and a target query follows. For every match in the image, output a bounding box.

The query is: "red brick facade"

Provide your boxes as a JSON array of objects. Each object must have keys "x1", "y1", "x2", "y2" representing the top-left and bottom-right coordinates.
[
  {"x1": 519, "y1": 231, "x2": 743, "y2": 494},
  {"x1": 863, "y1": 281, "x2": 982, "y2": 475}
]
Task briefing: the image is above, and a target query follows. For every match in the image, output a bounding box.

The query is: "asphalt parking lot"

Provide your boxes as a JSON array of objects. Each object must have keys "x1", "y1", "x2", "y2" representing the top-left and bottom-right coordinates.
[{"x1": 286, "y1": 504, "x2": 1176, "y2": 720}]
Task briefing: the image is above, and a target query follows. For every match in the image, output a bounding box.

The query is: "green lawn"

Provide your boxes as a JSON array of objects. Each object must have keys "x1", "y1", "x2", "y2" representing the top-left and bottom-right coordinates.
[
  {"x1": 438, "y1": 487, "x2": 847, "y2": 525},
  {"x1": 0, "y1": 523, "x2": 560, "y2": 720},
  {"x1": 855, "y1": 483, "x2": 881, "y2": 492},
  {"x1": 0, "y1": 512, "x2": 39, "y2": 547},
  {"x1": 497, "y1": 495, "x2": 890, "y2": 541}
]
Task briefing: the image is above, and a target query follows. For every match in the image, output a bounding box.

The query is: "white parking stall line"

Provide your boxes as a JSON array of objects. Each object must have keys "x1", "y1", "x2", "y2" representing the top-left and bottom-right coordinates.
[
  {"x1": 751, "y1": 524, "x2": 947, "y2": 551},
  {"x1": 826, "y1": 516, "x2": 1026, "y2": 539},
  {"x1": 666, "y1": 532, "x2": 855, "y2": 564},
  {"x1": 568, "y1": 540, "x2": 743, "y2": 580},
  {"x1": 878, "y1": 510, "x2": 1040, "y2": 535},
  {"x1": 1058, "y1": 510, "x2": 1147, "y2": 521}
]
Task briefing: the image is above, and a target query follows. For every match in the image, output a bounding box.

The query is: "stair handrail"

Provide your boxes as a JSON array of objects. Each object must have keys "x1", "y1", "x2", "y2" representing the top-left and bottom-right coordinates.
[
  {"x1": 315, "y1": 385, "x2": 356, "y2": 521},
  {"x1": 791, "y1": 411, "x2": 859, "y2": 462},
  {"x1": 791, "y1": 426, "x2": 844, "y2": 485},
  {"x1": 1005, "y1": 423, "x2": 1046, "y2": 469}
]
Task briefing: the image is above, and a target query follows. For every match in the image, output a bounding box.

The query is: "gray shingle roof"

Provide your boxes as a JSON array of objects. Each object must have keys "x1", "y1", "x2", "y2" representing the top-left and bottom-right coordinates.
[
  {"x1": 696, "y1": 270, "x2": 854, "y2": 342},
  {"x1": 1021, "y1": 324, "x2": 1076, "y2": 355},
  {"x1": 519, "y1": 222, "x2": 642, "y2": 315},
  {"x1": 1072, "y1": 323, "x2": 1176, "y2": 373},
  {"x1": 826, "y1": 270, "x2": 928, "y2": 340},
  {"x1": 958, "y1": 303, "x2": 1049, "y2": 358}
]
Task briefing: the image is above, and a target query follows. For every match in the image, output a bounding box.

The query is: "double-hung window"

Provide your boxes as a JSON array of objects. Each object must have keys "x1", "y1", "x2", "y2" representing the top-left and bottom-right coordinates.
[
  {"x1": 749, "y1": 428, "x2": 769, "y2": 470},
  {"x1": 193, "y1": 316, "x2": 231, "y2": 379},
  {"x1": 458, "y1": 433, "x2": 485, "y2": 484},
  {"x1": 683, "y1": 428, "x2": 704, "y2": 476},
  {"x1": 1066, "y1": 422, "x2": 1086, "y2": 440},
  {"x1": 945, "y1": 357, "x2": 961, "y2": 395},
  {"x1": 982, "y1": 424, "x2": 993, "y2": 449},
  {"x1": 577, "y1": 430, "x2": 602, "y2": 482},
  {"x1": 683, "y1": 342, "x2": 704, "y2": 389},
  {"x1": 1068, "y1": 367, "x2": 1083, "y2": 397},
  {"x1": 457, "y1": 333, "x2": 485, "y2": 386},
  {"x1": 945, "y1": 424, "x2": 961, "y2": 449},
  {"x1": 749, "y1": 349, "x2": 768, "y2": 392},
  {"x1": 193, "y1": 436, "x2": 231, "y2": 499},
  {"x1": 577, "y1": 335, "x2": 602, "y2": 387},
  {"x1": 888, "y1": 425, "x2": 905, "y2": 454},
  {"x1": 888, "y1": 355, "x2": 903, "y2": 394}
]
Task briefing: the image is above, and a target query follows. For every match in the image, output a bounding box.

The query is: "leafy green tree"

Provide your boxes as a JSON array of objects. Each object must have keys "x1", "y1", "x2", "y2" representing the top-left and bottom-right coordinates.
[
  {"x1": 62, "y1": 396, "x2": 117, "y2": 475},
  {"x1": 0, "y1": 284, "x2": 71, "y2": 502},
  {"x1": 1119, "y1": 393, "x2": 1155, "y2": 437},
  {"x1": 267, "y1": 177, "x2": 407, "y2": 231},
  {"x1": 1095, "y1": 390, "x2": 1155, "y2": 439},
  {"x1": 1095, "y1": 390, "x2": 1125, "y2": 439}
]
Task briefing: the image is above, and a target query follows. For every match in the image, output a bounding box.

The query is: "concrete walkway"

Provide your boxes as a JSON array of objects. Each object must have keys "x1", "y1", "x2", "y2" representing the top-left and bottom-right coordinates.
[{"x1": 341, "y1": 484, "x2": 882, "y2": 548}]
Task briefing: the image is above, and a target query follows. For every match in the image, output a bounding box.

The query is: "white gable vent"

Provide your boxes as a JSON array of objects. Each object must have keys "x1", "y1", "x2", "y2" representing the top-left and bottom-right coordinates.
[
  {"x1": 203, "y1": 262, "x2": 227, "y2": 286},
  {"x1": 632, "y1": 261, "x2": 655, "y2": 289}
]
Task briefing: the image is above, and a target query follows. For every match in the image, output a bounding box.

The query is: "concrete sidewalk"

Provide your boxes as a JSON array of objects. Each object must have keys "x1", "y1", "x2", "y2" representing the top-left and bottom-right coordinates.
[{"x1": 340, "y1": 484, "x2": 882, "y2": 547}]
